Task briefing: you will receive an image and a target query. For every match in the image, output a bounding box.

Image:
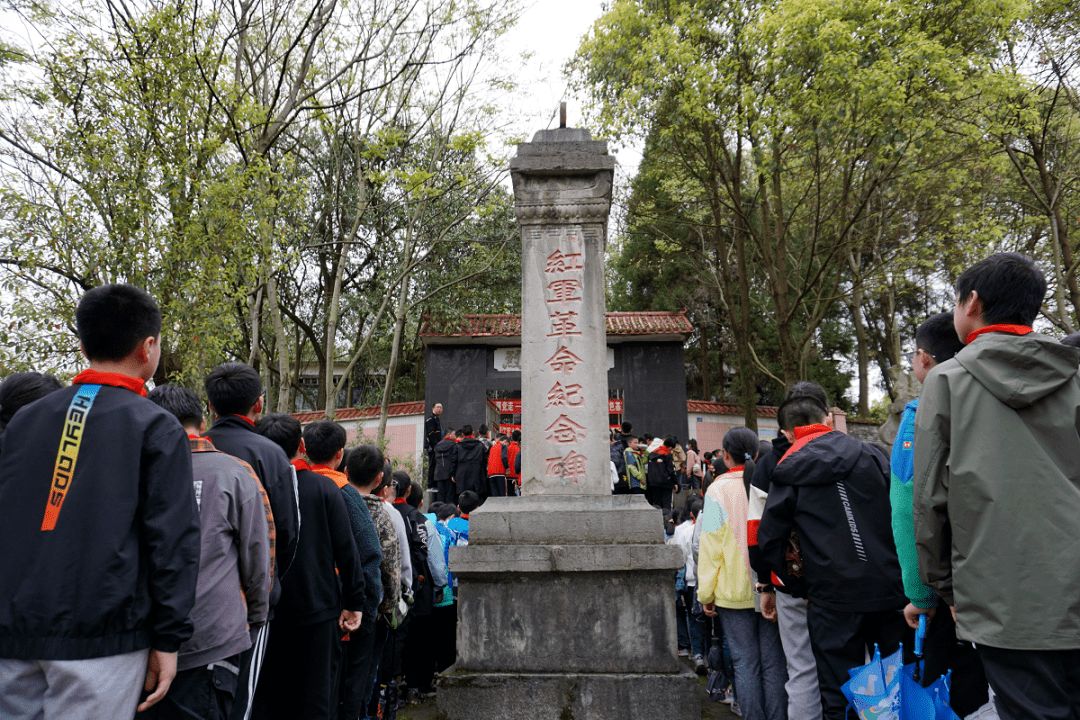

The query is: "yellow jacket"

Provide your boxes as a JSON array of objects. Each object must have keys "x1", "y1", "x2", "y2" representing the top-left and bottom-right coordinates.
[{"x1": 696, "y1": 470, "x2": 754, "y2": 609}]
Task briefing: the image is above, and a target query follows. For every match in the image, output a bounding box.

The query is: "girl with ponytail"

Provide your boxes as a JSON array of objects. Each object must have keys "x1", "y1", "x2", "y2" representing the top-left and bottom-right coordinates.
[{"x1": 696, "y1": 425, "x2": 786, "y2": 719}]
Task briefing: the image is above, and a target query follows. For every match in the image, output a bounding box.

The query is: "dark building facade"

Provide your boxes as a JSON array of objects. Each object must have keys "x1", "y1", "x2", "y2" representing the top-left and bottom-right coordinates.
[{"x1": 421, "y1": 311, "x2": 693, "y2": 441}]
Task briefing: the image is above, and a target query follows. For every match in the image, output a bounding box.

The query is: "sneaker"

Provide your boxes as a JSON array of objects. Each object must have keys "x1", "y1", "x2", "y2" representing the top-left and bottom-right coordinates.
[
  {"x1": 720, "y1": 687, "x2": 734, "y2": 705},
  {"x1": 730, "y1": 700, "x2": 742, "y2": 717},
  {"x1": 692, "y1": 654, "x2": 707, "y2": 676},
  {"x1": 678, "y1": 648, "x2": 690, "y2": 657}
]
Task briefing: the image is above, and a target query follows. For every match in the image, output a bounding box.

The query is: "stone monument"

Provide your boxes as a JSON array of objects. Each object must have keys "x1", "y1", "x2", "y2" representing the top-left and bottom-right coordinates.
[{"x1": 437, "y1": 121, "x2": 700, "y2": 720}]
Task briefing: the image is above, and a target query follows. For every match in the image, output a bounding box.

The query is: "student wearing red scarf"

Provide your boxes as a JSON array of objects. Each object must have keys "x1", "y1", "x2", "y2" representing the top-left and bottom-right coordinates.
[
  {"x1": 0, "y1": 284, "x2": 200, "y2": 719},
  {"x1": 914, "y1": 253, "x2": 1080, "y2": 719}
]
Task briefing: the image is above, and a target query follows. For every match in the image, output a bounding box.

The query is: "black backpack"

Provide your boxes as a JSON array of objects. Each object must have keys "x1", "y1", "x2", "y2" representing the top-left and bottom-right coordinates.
[{"x1": 395, "y1": 504, "x2": 433, "y2": 616}]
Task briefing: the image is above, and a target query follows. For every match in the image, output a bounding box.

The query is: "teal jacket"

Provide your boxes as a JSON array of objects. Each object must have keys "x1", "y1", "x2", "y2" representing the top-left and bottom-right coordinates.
[{"x1": 889, "y1": 399, "x2": 936, "y2": 610}]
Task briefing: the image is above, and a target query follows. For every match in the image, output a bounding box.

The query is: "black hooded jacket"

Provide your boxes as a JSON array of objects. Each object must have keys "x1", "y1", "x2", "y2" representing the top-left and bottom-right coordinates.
[
  {"x1": 434, "y1": 436, "x2": 457, "y2": 483},
  {"x1": 451, "y1": 437, "x2": 487, "y2": 496},
  {"x1": 757, "y1": 426, "x2": 905, "y2": 613}
]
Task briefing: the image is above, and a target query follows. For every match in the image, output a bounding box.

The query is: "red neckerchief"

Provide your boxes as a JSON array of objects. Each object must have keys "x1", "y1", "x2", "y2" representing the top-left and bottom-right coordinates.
[
  {"x1": 72, "y1": 369, "x2": 147, "y2": 397},
  {"x1": 230, "y1": 414, "x2": 256, "y2": 427},
  {"x1": 726, "y1": 465, "x2": 745, "y2": 474},
  {"x1": 393, "y1": 498, "x2": 407, "y2": 504},
  {"x1": 778, "y1": 424, "x2": 833, "y2": 464},
  {"x1": 966, "y1": 324, "x2": 1033, "y2": 345},
  {"x1": 310, "y1": 463, "x2": 349, "y2": 490},
  {"x1": 655, "y1": 445, "x2": 670, "y2": 456},
  {"x1": 187, "y1": 432, "x2": 203, "y2": 440},
  {"x1": 292, "y1": 458, "x2": 312, "y2": 472},
  {"x1": 461, "y1": 513, "x2": 470, "y2": 520}
]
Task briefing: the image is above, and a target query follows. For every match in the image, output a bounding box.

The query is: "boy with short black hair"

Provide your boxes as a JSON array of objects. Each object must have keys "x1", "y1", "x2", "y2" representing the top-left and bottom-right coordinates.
[
  {"x1": 204, "y1": 363, "x2": 299, "y2": 585},
  {"x1": 890, "y1": 313, "x2": 989, "y2": 717},
  {"x1": 345, "y1": 445, "x2": 402, "y2": 719},
  {"x1": 146, "y1": 385, "x2": 274, "y2": 720},
  {"x1": 298, "y1": 420, "x2": 383, "y2": 720},
  {"x1": 758, "y1": 394, "x2": 906, "y2": 720},
  {"x1": 204, "y1": 363, "x2": 299, "y2": 720},
  {"x1": 0, "y1": 284, "x2": 201, "y2": 719},
  {"x1": 914, "y1": 253, "x2": 1080, "y2": 718},
  {"x1": 250, "y1": 414, "x2": 364, "y2": 720}
]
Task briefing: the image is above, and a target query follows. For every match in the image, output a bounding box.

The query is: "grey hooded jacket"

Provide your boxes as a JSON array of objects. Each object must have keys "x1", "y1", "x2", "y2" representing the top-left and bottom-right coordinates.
[{"x1": 914, "y1": 330, "x2": 1080, "y2": 650}]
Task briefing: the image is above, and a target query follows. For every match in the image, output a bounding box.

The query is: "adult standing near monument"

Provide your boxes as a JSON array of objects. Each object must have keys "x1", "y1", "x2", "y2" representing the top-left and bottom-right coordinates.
[{"x1": 425, "y1": 403, "x2": 444, "y2": 489}]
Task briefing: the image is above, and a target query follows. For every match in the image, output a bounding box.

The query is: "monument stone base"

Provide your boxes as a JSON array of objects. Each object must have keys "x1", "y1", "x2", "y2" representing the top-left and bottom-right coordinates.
[
  {"x1": 437, "y1": 495, "x2": 701, "y2": 720},
  {"x1": 437, "y1": 667, "x2": 702, "y2": 720}
]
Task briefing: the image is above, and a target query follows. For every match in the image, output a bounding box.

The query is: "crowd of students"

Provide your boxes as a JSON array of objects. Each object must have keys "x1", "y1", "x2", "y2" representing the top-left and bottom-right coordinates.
[
  {"x1": 2, "y1": 252, "x2": 1079, "y2": 720},
  {"x1": 0, "y1": 284, "x2": 477, "y2": 720},
  {"x1": 627, "y1": 254, "x2": 1080, "y2": 720}
]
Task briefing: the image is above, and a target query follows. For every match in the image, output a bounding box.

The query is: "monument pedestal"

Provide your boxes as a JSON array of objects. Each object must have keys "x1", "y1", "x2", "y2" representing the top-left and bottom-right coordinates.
[{"x1": 437, "y1": 496, "x2": 701, "y2": 720}]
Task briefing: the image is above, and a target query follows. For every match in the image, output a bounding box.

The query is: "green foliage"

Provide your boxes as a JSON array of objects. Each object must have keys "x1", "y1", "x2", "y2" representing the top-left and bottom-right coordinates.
[{"x1": 574, "y1": 0, "x2": 1056, "y2": 415}]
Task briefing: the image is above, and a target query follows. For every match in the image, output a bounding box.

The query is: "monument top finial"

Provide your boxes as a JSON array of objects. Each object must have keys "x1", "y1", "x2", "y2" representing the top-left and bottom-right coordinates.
[{"x1": 560, "y1": 101, "x2": 567, "y2": 129}]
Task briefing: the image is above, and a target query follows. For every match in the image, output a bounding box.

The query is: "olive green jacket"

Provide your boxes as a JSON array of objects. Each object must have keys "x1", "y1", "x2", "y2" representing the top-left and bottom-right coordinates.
[{"x1": 913, "y1": 331, "x2": 1080, "y2": 650}]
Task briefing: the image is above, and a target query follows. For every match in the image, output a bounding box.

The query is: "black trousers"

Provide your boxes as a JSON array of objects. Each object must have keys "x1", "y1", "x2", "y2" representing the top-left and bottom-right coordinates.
[
  {"x1": 432, "y1": 603, "x2": 458, "y2": 673},
  {"x1": 144, "y1": 654, "x2": 241, "y2": 720},
  {"x1": 356, "y1": 617, "x2": 390, "y2": 716},
  {"x1": 978, "y1": 645, "x2": 1080, "y2": 720},
  {"x1": 645, "y1": 485, "x2": 672, "y2": 510},
  {"x1": 806, "y1": 603, "x2": 908, "y2": 720},
  {"x1": 488, "y1": 475, "x2": 509, "y2": 497},
  {"x1": 402, "y1": 611, "x2": 437, "y2": 693},
  {"x1": 337, "y1": 615, "x2": 377, "y2": 720},
  {"x1": 228, "y1": 624, "x2": 268, "y2": 720},
  {"x1": 436, "y1": 478, "x2": 456, "y2": 507},
  {"x1": 908, "y1": 599, "x2": 988, "y2": 717},
  {"x1": 253, "y1": 617, "x2": 340, "y2": 720}
]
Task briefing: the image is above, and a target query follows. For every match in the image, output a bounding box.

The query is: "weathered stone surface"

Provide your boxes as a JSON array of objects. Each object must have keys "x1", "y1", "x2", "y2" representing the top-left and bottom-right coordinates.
[
  {"x1": 467, "y1": 494, "x2": 666, "y2": 545},
  {"x1": 437, "y1": 668, "x2": 702, "y2": 720},
  {"x1": 454, "y1": 568, "x2": 681, "y2": 673},
  {"x1": 451, "y1": 543, "x2": 682, "y2": 574}
]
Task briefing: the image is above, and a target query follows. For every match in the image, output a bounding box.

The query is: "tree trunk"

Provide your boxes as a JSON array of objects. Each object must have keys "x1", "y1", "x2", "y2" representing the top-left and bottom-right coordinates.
[
  {"x1": 700, "y1": 327, "x2": 711, "y2": 401},
  {"x1": 266, "y1": 274, "x2": 292, "y2": 413}
]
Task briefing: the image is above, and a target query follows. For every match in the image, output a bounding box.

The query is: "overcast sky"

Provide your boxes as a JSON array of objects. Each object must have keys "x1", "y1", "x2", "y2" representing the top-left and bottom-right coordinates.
[{"x1": 500, "y1": 0, "x2": 642, "y2": 179}]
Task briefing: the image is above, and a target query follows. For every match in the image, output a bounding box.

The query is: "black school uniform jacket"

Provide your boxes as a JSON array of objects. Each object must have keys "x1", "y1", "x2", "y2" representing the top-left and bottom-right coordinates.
[
  {"x1": 205, "y1": 415, "x2": 300, "y2": 598},
  {"x1": 646, "y1": 449, "x2": 677, "y2": 489},
  {"x1": 276, "y1": 467, "x2": 365, "y2": 625},
  {"x1": 450, "y1": 437, "x2": 487, "y2": 495},
  {"x1": 0, "y1": 372, "x2": 200, "y2": 660},
  {"x1": 757, "y1": 425, "x2": 905, "y2": 613}
]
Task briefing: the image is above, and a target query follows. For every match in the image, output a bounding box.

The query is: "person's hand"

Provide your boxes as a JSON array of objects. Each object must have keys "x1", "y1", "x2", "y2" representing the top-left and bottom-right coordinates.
[
  {"x1": 339, "y1": 609, "x2": 362, "y2": 633},
  {"x1": 137, "y1": 649, "x2": 177, "y2": 712},
  {"x1": 761, "y1": 592, "x2": 777, "y2": 622},
  {"x1": 702, "y1": 601, "x2": 717, "y2": 617},
  {"x1": 903, "y1": 602, "x2": 936, "y2": 629},
  {"x1": 950, "y1": 605, "x2": 957, "y2": 622},
  {"x1": 674, "y1": 485, "x2": 681, "y2": 494}
]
